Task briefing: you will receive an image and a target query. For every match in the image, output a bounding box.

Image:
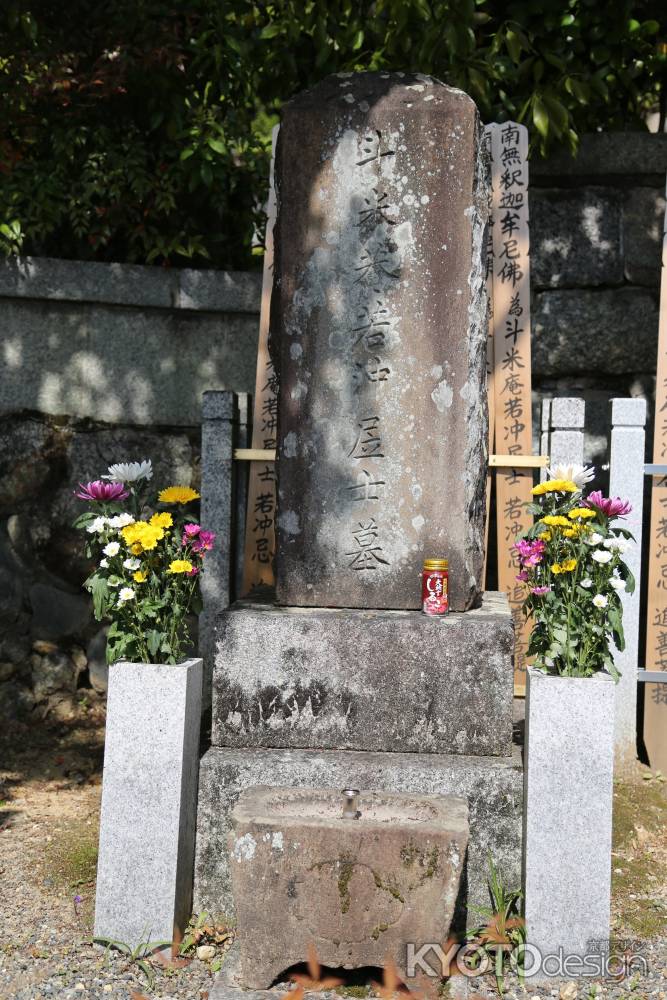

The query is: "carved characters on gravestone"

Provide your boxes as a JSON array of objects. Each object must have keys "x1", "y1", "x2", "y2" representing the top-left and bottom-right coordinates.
[{"x1": 270, "y1": 73, "x2": 488, "y2": 611}]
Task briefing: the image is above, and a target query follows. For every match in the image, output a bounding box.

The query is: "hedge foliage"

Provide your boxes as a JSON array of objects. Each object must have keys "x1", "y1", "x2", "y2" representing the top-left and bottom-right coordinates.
[{"x1": 1, "y1": 1, "x2": 664, "y2": 269}]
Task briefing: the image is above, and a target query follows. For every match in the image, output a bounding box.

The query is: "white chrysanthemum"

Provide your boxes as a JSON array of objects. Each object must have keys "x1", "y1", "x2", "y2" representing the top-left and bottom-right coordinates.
[
  {"x1": 592, "y1": 550, "x2": 612, "y2": 564},
  {"x1": 592, "y1": 594, "x2": 608, "y2": 609},
  {"x1": 610, "y1": 577, "x2": 627, "y2": 591},
  {"x1": 580, "y1": 578, "x2": 593, "y2": 589},
  {"x1": 87, "y1": 516, "x2": 109, "y2": 534},
  {"x1": 118, "y1": 587, "x2": 136, "y2": 602},
  {"x1": 103, "y1": 541, "x2": 121, "y2": 557},
  {"x1": 108, "y1": 513, "x2": 135, "y2": 529},
  {"x1": 102, "y1": 460, "x2": 153, "y2": 484},
  {"x1": 123, "y1": 557, "x2": 141, "y2": 571},
  {"x1": 547, "y1": 463, "x2": 595, "y2": 488},
  {"x1": 99, "y1": 558, "x2": 109, "y2": 569},
  {"x1": 585, "y1": 532, "x2": 605, "y2": 546},
  {"x1": 604, "y1": 537, "x2": 629, "y2": 553}
]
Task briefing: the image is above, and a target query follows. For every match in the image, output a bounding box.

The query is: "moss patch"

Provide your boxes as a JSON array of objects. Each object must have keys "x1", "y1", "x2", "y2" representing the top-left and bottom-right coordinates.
[
  {"x1": 44, "y1": 825, "x2": 99, "y2": 890},
  {"x1": 337, "y1": 853, "x2": 356, "y2": 914},
  {"x1": 611, "y1": 770, "x2": 667, "y2": 939}
]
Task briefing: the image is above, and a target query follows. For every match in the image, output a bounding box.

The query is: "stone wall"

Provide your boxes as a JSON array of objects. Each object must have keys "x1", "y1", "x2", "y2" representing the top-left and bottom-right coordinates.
[
  {"x1": 0, "y1": 132, "x2": 665, "y2": 721},
  {"x1": 529, "y1": 132, "x2": 666, "y2": 465},
  {"x1": 0, "y1": 258, "x2": 260, "y2": 722}
]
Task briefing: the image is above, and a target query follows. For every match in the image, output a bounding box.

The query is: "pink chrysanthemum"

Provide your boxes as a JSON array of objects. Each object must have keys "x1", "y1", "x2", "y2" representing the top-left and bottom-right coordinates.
[
  {"x1": 584, "y1": 490, "x2": 632, "y2": 518},
  {"x1": 75, "y1": 480, "x2": 129, "y2": 502}
]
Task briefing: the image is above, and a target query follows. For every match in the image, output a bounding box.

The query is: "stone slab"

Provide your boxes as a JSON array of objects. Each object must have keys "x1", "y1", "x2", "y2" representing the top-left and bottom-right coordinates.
[
  {"x1": 523, "y1": 668, "x2": 614, "y2": 980},
  {"x1": 623, "y1": 187, "x2": 666, "y2": 287},
  {"x1": 271, "y1": 73, "x2": 488, "y2": 612},
  {"x1": 532, "y1": 288, "x2": 658, "y2": 377},
  {"x1": 0, "y1": 298, "x2": 259, "y2": 426},
  {"x1": 229, "y1": 786, "x2": 468, "y2": 988},
  {"x1": 530, "y1": 189, "x2": 622, "y2": 289},
  {"x1": 193, "y1": 743, "x2": 524, "y2": 932},
  {"x1": 531, "y1": 132, "x2": 667, "y2": 182},
  {"x1": 0, "y1": 255, "x2": 262, "y2": 313},
  {"x1": 211, "y1": 592, "x2": 514, "y2": 755},
  {"x1": 94, "y1": 659, "x2": 203, "y2": 949}
]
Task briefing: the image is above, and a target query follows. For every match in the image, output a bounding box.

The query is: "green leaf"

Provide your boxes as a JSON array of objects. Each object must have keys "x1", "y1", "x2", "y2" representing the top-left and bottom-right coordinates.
[
  {"x1": 88, "y1": 575, "x2": 109, "y2": 620},
  {"x1": 532, "y1": 95, "x2": 549, "y2": 139},
  {"x1": 146, "y1": 630, "x2": 165, "y2": 657}
]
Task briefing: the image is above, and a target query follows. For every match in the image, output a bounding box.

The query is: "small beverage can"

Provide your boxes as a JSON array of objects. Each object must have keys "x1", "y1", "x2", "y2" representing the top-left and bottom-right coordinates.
[{"x1": 422, "y1": 558, "x2": 449, "y2": 616}]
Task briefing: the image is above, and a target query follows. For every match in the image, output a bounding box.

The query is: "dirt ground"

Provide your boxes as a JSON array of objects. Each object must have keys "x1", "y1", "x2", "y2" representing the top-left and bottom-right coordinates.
[{"x1": 1, "y1": 704, "x2": 666, "y2": 1000}]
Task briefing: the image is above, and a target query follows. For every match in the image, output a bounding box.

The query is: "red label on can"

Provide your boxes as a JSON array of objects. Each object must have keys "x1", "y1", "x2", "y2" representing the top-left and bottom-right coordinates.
[{"x1": 422, "y1": 569, "x2": 449, "y2": 615}]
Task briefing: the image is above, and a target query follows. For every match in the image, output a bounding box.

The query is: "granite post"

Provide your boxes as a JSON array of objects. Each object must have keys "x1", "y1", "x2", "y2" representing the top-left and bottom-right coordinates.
[
  {"x1": 199, "y1": 390, "x2": 236, "y2": 704},
  {"x1": 271, "y1": 73, "x2": 488, "y2": 612},
  {"x1": 548, "y1": 397, "x2": 584, "y2": 470},
  {"x1": 609, "y1": 397, "x2": 646, "y2": 769},
  {"x1": 94, "y1": 659, "x2": 203, "y2": 950},
  {"x1": 523, "y1": 668, "x2": 614, "y2": 980}
]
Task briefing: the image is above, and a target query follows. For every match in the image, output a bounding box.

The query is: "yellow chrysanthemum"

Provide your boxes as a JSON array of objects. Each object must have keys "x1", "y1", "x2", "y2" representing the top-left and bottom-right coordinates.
[
  {"x1": 531, "y1": 479, "x2": 579, "y2": 496},
  {"x1": 541, "y1": 515, "x2": 570, "y2": 527},
  {"x1": 133, "y1": 570, "x2": 148, "y2": 583},
  {"x1": 562, "y1": 528, "x2": 577, "y2": 538},
  {"x1": 150, "y1": 512, "x2": 173, "y2": 529},
  {"x1": 158, "y1": 486, "x2": 200, "y2": 505},
  {"x1": 568, "y1": 507, "x2": 596, "y2": 520},
  {"x1": 539, "y1": 530, "x2": 552, "y2": 542},
  {"x1": 168, "y1": 559, "x2": 194, "y2": 575},
  {"x1": 121, "y1": 521, "x2": 164, "y2": 551},
  {"x1": 130, "y1": 541, "x2": 143, "y2": 555},
  {"x1": 551, "y1": 558, "x2": 577, "y2": 575}
]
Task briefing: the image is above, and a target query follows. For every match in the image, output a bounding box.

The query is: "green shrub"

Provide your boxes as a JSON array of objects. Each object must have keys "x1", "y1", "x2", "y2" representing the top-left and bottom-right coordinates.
[{"x1": 1, "y1": 1, "x2": 663, "y2": 268}]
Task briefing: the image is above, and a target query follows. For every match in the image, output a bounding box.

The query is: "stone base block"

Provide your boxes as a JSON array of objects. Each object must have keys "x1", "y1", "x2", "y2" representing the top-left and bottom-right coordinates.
[
  {"x1": 94, "y1": 659, "x2": 203, "y2": 949},
  {"x1": 212, "y1": 592, "x2": 513, "y2": 756},
  {"x1": 229, "y1": 786, "x2": 468, "y2": 988},
  {"x1": 193, "y1": 744, "x2": 523, "y2": 934}
]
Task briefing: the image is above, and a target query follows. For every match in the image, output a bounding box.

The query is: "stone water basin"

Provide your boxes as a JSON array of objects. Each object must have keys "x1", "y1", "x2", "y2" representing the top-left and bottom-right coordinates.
[{"x1": 228, "y1": 785, "x2": 469, "y2": 989}]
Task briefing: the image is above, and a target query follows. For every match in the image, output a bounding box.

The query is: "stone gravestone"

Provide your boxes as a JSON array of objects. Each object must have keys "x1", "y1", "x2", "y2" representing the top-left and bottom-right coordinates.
[
  {"x1": 271, "y1": 72, "x2": 488, "y2": 611},
  {"x1": 194, "y1": 75, "x2": 522, "y2": 972}
]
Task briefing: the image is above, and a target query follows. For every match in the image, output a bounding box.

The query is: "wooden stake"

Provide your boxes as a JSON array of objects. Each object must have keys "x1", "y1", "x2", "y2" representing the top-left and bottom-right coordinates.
[
  {"x1": 241, "y1": 126, "x2": 279, "y2": 595},
  {"x1": 488, "y1": 121, "x2": 534, "y2": 691},
  {"x1": 644, "y1": 175, "x2": 667, "y2": 774}
]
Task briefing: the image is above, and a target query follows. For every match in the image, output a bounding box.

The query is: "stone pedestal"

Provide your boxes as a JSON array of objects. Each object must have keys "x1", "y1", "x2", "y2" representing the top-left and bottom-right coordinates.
[
  {"x1": 212, "y1": 592, "x2": 514, "y2": 755},
  {"x1": 193, "y1": 743, "x2": 523, "y2": 934},
  {"x1": 229, "y1": 786, "x2": 468, "y2": 988}
]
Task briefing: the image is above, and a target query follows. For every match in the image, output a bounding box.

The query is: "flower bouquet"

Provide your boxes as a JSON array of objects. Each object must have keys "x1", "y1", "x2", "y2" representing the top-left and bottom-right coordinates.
[
  {"x1": 516, "y1": 464, "x2": 634, "y2": 681},
  {"x1": 74, "y1": 461, "x2": 215, "y2": 665}
]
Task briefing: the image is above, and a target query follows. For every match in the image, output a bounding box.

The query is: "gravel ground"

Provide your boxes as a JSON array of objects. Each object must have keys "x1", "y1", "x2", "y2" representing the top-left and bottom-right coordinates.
[{"x1": 1, "y1": 709, "x2": 666, "y2": 1000}]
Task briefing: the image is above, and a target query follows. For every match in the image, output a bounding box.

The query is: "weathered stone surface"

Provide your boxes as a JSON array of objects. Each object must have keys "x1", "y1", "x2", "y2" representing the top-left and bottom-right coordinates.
[
  {"x1": 272, "y1": 73, "x2": 488, "y2": 612},
  {"x1": 212, "y1": 592, "x2": 513, "y2": 755},
  {"x1": 0, "y1": 680, "x2": 34, "y2": 720},
  {"x1": 531, "y1": 132, "x2": 667, "y2": 181},
  {"x1": 0, "y1": 299, "x2": 258, "y2": 426},
  {"x1": 530, "y1": 189, "x2": 622, "y2": 289},
  {"x1": 523, "y1": 668, "x2": 614, "y2": 980},
  {"x1": 623, "y1": 187, "x2": 665, "y2": 287},
  {"x1": 533, "y1": 289, "x2": 659, "y2": 377},
  {"x1": 193, "y1": 744, "x2": 523, "y2": 931},
  {"x1": 94, "y1": 659, "x2": 203, "y2": 949},
  {"x1": 229, "y1": 785, "x2": 468, "y2": 988},
  {"x1": 0, "y1": 255, "x2": 262, "y2": 313},
  {"x1": 29, "y1": 583, "x2": 91, "y2": 640}
]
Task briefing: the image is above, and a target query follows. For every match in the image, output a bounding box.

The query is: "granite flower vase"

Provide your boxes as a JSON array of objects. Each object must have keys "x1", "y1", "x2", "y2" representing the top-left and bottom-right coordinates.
[
  {"x1": 523, "y1": 667, "x2": 615, "y2": 981},
  {"x1": 94, "y1": 658, "x2": 203, "y2": 952}
]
